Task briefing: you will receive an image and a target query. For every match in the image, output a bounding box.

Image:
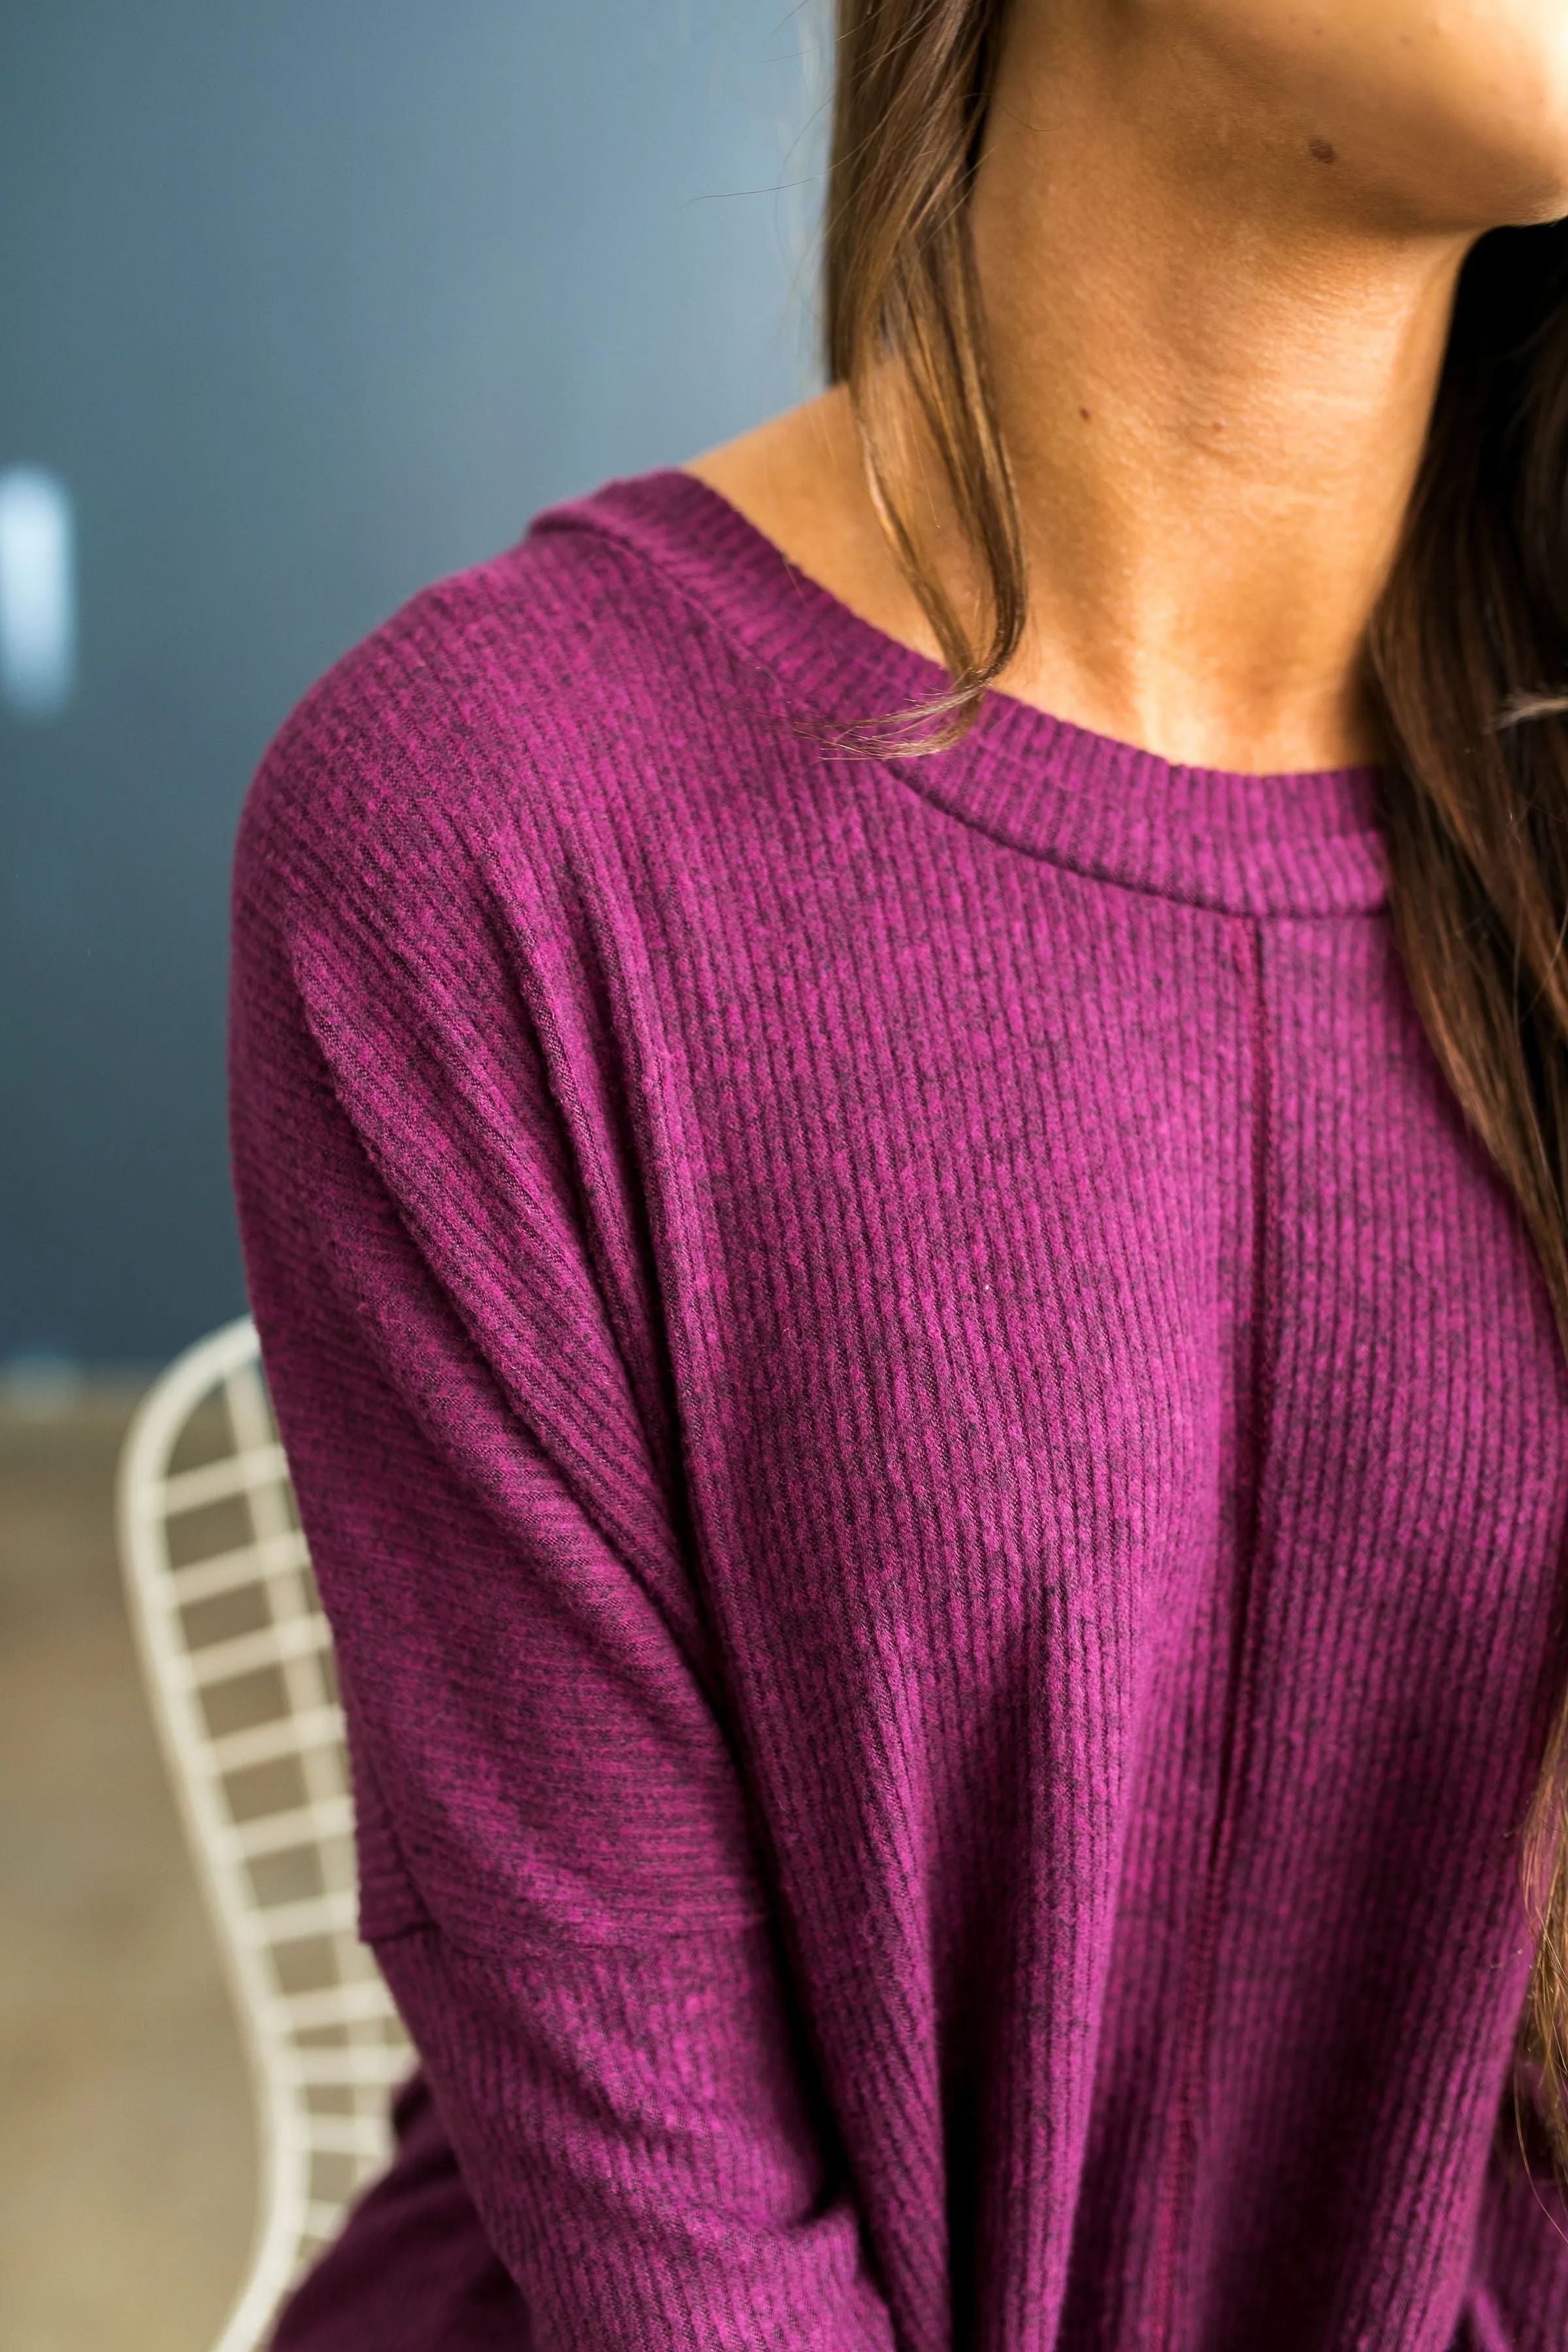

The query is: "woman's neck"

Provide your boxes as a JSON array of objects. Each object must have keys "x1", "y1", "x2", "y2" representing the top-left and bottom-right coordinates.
[
  {"x1": 685, "y1": 7, "x2": 1483, "y2": 774},
  {"x1": 965, "y1": 0, "x2": 1473, "y2": 770}
]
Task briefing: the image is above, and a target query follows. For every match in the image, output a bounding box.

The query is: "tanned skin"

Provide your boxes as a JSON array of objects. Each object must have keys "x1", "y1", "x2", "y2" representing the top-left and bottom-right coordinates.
[{"x1": 684, "y1": 0, "x2": 1568, "y2": 776}]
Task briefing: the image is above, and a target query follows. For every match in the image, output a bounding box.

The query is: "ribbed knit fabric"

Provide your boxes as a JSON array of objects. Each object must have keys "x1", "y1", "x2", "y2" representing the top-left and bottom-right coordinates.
[{"x1": 229, "y1": 466, "x2": 1568, "y2": 2352}]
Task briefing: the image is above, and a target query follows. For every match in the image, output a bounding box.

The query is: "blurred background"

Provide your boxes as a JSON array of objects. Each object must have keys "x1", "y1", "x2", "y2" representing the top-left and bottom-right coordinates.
[{"x1": 0, "y1": 6, "x2": 824, "y2": 2344}]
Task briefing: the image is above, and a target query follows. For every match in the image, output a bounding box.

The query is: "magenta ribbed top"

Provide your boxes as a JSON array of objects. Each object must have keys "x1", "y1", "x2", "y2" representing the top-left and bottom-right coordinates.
[{"x1": 229, "y1": 466, "x2": 1568, "y2": 2351}]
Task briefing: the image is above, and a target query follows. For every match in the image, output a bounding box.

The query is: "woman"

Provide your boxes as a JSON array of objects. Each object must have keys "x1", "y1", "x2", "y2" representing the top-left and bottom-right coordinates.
[{"x1": 231, "y1": 3, "x2": 1568, "y2": 2345}]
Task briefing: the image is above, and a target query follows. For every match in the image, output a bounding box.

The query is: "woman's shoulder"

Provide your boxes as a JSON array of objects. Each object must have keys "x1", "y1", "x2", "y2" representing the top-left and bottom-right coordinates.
[{"x1": 233, "y1": 463, "x2": 793, "y2": 926}]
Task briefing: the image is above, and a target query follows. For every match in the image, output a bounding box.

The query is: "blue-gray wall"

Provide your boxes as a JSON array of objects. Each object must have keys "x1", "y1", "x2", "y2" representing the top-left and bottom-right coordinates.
[{"x1": 1, "y1": 1, "x2": 823, "y2": 1367}]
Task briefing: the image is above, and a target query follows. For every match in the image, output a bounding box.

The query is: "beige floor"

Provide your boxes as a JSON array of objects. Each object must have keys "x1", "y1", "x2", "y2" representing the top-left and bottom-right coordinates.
[{"x1": 1, "y1": 1384, "x2": 255, "y2": 2352}]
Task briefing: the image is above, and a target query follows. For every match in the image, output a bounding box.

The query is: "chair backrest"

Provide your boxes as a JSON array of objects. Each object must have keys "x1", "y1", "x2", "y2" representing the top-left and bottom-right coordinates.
[{"x1": 116, "y1": 1315, "x2": 412, "y2": 2352}]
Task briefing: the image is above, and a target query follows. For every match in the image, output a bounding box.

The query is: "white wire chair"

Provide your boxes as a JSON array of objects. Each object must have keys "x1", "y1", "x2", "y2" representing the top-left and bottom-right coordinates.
[{"x1": 116, "y1": 1314, "x2": 413, "y2": 2352}]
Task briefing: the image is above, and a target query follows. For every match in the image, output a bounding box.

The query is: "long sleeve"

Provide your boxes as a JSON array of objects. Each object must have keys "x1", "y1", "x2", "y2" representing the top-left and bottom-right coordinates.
[{"x1": 226, "y1": 662, "x2": 896, "y2": 2350}]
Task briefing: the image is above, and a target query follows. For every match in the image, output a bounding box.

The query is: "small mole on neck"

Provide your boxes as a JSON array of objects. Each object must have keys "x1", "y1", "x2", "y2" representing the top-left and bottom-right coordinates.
[{"x1": 1308, "y1": 137, "x2": 1338, "y2": 165}]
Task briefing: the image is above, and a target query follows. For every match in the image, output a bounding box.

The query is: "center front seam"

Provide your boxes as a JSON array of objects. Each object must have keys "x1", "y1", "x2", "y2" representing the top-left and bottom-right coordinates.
[{"x1": 1147, "y1": 914, "x2": 1279, "y2": 2351}]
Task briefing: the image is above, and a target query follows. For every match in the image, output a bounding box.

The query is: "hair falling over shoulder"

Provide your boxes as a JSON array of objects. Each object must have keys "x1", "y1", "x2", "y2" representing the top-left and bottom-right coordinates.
[{"x1": 825, "y1": 0, "x2": 1568, "y2": 2187}]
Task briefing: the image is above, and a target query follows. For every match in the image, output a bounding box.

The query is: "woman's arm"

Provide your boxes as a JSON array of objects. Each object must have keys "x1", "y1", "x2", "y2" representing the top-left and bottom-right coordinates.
[{"x1": 227, "y1": 681, "x2": 895, "y2": 2349}]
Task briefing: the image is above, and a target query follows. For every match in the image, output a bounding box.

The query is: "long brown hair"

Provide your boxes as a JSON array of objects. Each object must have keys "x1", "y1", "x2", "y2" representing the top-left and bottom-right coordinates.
[{"x1": 825, "y1": 0, "x2": 1568, "y2": 2181}]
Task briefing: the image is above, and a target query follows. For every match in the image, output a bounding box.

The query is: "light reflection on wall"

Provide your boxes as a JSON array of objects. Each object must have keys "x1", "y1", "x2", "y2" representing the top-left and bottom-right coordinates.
[{"x1": 0, "y1": 467, "x2": 75, "y2": 719}]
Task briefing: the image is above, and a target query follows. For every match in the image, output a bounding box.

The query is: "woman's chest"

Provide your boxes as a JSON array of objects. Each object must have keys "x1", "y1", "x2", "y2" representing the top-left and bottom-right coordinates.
[{"x1": 653, "y1": 886, "x2": 1568, "y2": 1762}]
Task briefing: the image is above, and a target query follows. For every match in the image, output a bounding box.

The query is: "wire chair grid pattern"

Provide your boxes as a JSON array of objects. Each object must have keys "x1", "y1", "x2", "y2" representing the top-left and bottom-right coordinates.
[{"x1": 117, "y1": 1316, "x2": 413, "y2": 2352}]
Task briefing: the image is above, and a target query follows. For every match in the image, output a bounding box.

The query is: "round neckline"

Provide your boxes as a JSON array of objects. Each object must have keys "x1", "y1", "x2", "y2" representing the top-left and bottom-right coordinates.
[{"x1": 527, "y1": 464, "x2": 1390, "y2": 921}]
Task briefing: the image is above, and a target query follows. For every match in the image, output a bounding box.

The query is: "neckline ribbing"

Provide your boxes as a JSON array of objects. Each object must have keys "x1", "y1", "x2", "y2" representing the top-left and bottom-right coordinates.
[{"x1": 528, "y1": 465, "x2": 1391, "y2": 921}]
